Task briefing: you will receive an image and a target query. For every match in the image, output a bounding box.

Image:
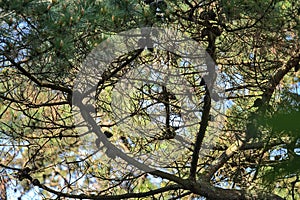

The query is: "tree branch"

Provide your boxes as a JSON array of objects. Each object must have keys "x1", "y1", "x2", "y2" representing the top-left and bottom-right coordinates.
[
  {"x1": 189, "y1": 89, "x2": 211, "y2": 180},
  {"x1": 203, "y1": 53, "x2": 300, "y2": 179},
  {"x1": 3, "y1": 55, "x2": 72, "y2": 94}
]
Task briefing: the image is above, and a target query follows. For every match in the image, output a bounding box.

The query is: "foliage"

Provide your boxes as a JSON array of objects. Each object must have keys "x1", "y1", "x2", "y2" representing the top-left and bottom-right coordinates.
[{"x1": 0, "y1": 0, "x2": 299, "y2": 199}]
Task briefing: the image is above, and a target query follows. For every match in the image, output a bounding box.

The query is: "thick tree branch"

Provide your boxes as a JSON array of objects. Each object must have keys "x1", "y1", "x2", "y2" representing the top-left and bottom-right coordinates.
[
  {"x1": 183, "y1": 179, "x2": 284, "y2": 200},
  {"x1": 203, "y1": 53, "x2": 300, "y2": 179},
  {"x1": 189, "y1": 89, "x2": 211, "y2": 180},
  {"x1": 32, "y1": 179, "x2": 181, "y2": 200}
]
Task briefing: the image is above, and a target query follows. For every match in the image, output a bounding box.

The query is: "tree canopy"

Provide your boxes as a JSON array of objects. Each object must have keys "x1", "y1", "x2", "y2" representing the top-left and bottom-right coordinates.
[{"x1": 0, "y1": 0, "x2": 299, "y2": 199}]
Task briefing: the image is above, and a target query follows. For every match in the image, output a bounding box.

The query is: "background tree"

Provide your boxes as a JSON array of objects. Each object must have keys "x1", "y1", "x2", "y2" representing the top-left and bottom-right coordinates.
[{"x1": 0, "y1": 0, "x2": 299, "y2": 199}]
